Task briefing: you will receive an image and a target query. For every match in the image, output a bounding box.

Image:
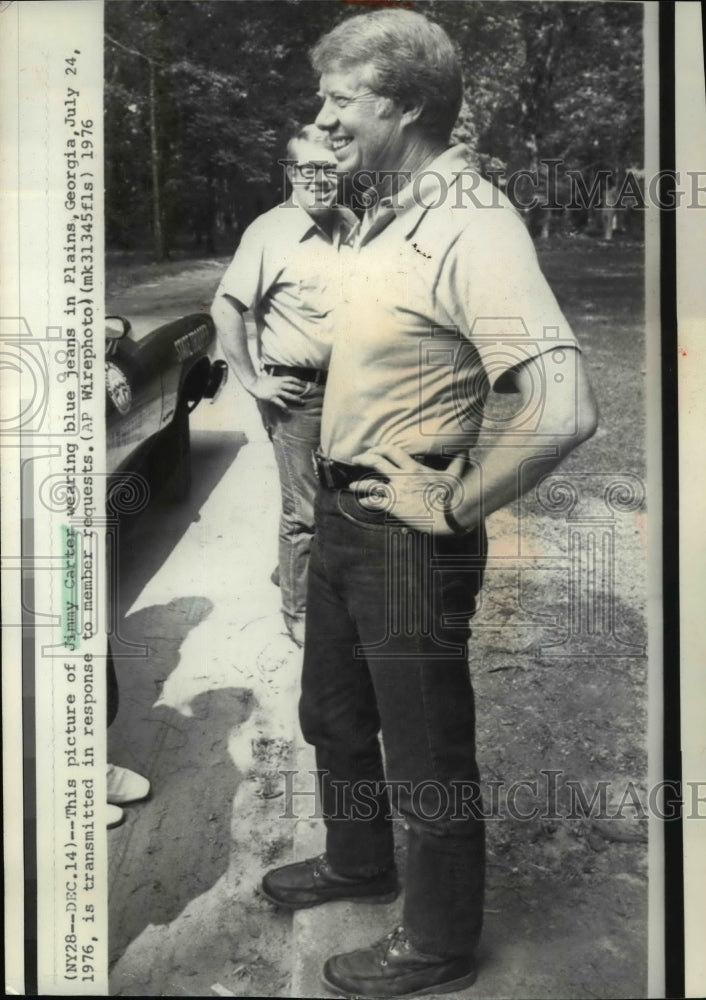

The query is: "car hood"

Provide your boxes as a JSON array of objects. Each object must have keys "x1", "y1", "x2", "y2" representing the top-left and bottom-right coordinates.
[{"x1": 106, "y1": 312, "x2": 201, "y2": 346}]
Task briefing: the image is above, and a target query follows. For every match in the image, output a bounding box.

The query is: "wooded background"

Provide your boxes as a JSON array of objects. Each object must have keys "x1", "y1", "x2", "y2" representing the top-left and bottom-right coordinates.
[{"x1": 105, "y1": 0, "x2": 643, "y2": 258}]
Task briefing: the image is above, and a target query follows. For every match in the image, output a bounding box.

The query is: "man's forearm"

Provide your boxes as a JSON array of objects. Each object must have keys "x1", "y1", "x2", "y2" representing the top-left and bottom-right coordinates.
[
  {"x1": 212, "y1": 294, "x2": 259, "y2": 394},
  {"x1": 350, "y1": 350, "x2": 598, "y2": 536},
  {"x1": 452, "y1": 439, "x2": 581, "y2": 531},
  {"x1": 211, "y1": 292, "x2": 308, "y2": 410},
  {"x1": 451, "y1": 349, "x2": 599, "y2": 531}
]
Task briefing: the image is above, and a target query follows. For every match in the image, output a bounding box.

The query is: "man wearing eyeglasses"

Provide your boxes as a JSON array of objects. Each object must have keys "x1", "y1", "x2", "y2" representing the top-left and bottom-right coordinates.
[
  {"x1": 212, "y1": 125, "x2": 354, "y2": 648},
  {"x1": 260, "y1": 9, "x2": 598, "y2": 999}
]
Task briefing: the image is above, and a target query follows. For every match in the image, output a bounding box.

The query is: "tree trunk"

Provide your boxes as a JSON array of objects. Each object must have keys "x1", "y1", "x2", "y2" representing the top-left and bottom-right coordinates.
[
  {"x1": 206, "y1": 163, "x2": 216, "y2": 254},
  {"x1": 149, "y1": 60, "x2": 166, "y2": 260}
]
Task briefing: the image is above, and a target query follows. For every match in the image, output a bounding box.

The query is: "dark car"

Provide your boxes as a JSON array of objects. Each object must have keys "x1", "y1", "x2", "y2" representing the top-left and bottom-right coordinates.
[{"x1": 106, "y1": 311, "x2": 227, "y2": 500}]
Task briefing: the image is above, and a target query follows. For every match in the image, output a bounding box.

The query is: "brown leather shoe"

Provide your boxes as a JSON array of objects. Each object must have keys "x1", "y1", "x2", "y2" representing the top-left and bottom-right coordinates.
[
  {"x1": 322, "y1": 925, "x2": 477, "y2": 998},
  {"x1": 261, "y1": 854, "x2": 398, "y2": 910}
]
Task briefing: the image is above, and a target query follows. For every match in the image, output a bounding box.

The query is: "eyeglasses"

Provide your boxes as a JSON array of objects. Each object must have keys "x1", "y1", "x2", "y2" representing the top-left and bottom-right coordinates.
[{"x1": 292, "y1": 162, "x2": 339, "y2": 181}]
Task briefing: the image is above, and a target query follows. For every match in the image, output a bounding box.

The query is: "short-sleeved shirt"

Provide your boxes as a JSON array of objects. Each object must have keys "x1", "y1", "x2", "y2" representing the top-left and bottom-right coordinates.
[
  {"x1": 215, "y1": 199, "x2": 354, "y2": 369},
  {"x1": 321, "y1": 145, "x2": 580, "y2": 462}
]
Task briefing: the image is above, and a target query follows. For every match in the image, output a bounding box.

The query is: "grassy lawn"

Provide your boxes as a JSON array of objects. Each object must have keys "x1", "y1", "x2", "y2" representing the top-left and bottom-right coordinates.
[{"x1": 539, "y1": 237, "x2": 646, "y2": 479}]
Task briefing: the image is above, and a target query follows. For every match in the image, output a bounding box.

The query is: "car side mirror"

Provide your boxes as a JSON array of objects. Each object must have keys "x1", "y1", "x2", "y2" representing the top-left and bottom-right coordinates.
[{"x1": 106, "y1": 315, "x2": 131, "y2": 340}]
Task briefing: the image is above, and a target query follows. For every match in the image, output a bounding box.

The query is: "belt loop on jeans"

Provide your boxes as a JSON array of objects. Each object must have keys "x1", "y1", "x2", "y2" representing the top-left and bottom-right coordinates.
[{"x1": 314, "y1": 451, "x2": 337, "y2": 489}]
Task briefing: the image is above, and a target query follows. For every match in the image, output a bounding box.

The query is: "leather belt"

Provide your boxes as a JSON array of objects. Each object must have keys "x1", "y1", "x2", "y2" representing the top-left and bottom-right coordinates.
[
  {"x1": 314, "y1": 451, "x2": 454, "y2": 490},
  {"x1": 264, "y1": 364, "x2": 327, "y2": 385}
]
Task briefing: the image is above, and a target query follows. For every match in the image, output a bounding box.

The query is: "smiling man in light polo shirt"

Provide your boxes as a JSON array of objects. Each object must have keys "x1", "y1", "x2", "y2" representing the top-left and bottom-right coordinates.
[
  {"x1": 212, "y1": 125, "x2": 354, "y2": 648},
  {"x1": 259, "y1": 10, "x2": 599, "y2": 999}
]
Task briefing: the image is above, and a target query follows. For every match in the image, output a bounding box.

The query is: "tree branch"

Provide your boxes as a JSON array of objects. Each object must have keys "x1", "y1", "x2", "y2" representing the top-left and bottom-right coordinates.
[{"x1": 104, "y1": 31, "x2": 165, "y2": 67}]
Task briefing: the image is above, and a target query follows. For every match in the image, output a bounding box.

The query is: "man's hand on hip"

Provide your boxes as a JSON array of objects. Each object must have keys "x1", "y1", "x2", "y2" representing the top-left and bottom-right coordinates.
[
  {"x1": 349, "y1": 443, "x2": 473, "y2": 536},
  {"x1": 250, "y1": 374, "x2": 308, "y2": 410}
]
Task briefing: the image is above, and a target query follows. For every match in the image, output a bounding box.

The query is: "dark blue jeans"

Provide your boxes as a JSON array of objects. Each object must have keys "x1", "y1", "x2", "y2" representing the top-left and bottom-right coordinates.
[{"x1": 300, "y1": 486, "x2": 488, "y2": 957}]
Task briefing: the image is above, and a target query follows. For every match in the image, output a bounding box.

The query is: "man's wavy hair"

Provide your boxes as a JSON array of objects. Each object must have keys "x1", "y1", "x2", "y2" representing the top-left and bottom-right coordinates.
[
  {"x1": 310, "y1": 9, "x2": 463, "y2": 143},
  {"x1": 287, "y1": 123, "x2": 334, "y2": 160}
]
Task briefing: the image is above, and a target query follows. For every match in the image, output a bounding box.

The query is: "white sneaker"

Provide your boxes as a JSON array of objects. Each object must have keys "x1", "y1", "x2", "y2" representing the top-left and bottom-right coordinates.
[
  {"x1": 107, "y1": 764, "x2": 151, "y2": 805},
  {"x1": 107, "y1": 804, "x2": 124, "y2": 828}
]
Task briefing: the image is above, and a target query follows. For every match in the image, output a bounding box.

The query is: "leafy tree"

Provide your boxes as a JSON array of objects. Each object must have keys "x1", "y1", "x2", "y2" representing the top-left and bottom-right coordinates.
[{"x1": 105, "y1": 0, "x2": 643, "y2": 257}]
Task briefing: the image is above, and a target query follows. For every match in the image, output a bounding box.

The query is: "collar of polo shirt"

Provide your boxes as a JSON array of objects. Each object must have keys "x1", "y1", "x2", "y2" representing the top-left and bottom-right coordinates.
[
  {"x1": 374, "y1": 144, "x2": 484, "y2": 238},
  {"x1": 286, "y1": 193, "x2": 357, "y2": 244}
]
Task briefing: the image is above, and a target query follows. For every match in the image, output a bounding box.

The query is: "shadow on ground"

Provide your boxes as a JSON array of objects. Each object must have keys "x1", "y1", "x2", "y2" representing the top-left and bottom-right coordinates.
[
  {"x1": 108, "y1": 596, "x2": 253, "y2": 967},
  {"x1": 110, "y1": 429, "x2": 246, "y2": 640}
]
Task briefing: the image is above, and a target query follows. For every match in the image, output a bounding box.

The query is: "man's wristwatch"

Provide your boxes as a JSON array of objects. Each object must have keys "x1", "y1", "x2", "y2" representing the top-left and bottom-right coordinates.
[{"x1": 442, "y1": 497, "x2": 470, "y2": 536}]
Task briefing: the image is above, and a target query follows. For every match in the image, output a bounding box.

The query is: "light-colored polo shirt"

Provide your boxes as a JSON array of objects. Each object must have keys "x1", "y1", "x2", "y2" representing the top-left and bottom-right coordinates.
[
  {"x1": 215, "y1": 199, "x2": 354, "y2": 368},
  {"x1": 321, "y1": 145, "x2": 580, "y2": 462}
]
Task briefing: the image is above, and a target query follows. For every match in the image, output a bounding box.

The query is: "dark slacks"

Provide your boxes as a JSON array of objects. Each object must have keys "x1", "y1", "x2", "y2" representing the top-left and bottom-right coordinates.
[{"x1": 300, "y1": 485, "x2": 487, "y2": 957}]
